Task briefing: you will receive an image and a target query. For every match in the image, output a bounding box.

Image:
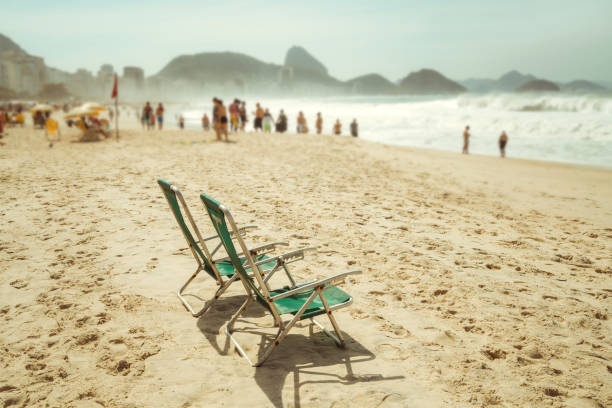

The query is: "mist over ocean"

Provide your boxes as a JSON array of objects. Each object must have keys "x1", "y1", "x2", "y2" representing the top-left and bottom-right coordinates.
[{"x1": 164, "y1": 93, "x2": 612, "y2": 168}]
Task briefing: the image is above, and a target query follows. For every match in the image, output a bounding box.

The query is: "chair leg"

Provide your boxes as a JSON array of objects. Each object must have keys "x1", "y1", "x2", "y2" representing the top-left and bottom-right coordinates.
[
  {"x1": 227, "y1": 290, "x2": 319, "y2": 366},
  {"x1": 177, "y1": 268, "x2": 237, "y2": 317},
  {"x1": 313, "y1": 287, "x2": 346, "y2": 347}
]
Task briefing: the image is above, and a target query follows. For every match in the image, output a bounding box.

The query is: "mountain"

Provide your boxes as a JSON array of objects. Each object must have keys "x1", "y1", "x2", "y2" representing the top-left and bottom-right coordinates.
[
  {"x1": 497, "y1": 70, "x2": 537, "y2": 91},
  {"x1": 561, "y1": 80, "x2": 607, "y2": 92},
  {"x1": 346, "y1": 73, "x2": 397, "y2": 94},
  {"x1": 284, "y1": 46, "x2": 327, "y2": 76},
  {"x1": 460, "y1": 70, "x2": 537, "y2": 92},
  {"x1": 516, "y1": 79, "x2": 560, "y2": 92},
  {"x1": 156, "y1": 52, "x2": 279, "y2": 84},
  {"x1": 399, "y1": 69, "x2": 466, "y2": 94}
]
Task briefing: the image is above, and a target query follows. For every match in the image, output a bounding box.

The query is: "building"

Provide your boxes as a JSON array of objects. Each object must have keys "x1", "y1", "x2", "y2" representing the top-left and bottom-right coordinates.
[
  {"x1": 123, "y1": 66, "x2": 144, "y2": 89},
  {"x1": 0, "y1": 49, "x2": 47, "y2": 96}
]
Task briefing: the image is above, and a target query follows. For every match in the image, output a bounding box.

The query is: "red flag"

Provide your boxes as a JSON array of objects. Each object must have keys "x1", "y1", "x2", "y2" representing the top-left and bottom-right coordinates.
[{"x1": 111, "y1": 74, "x2": 118, "y2": 99}]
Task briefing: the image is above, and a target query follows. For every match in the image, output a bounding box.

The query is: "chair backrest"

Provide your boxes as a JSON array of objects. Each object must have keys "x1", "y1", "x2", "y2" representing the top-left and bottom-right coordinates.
[
  {"x1": 157, "y1": 180, "x2": 217, "y2": 279},
  {"x1": 200, "y1": 193, "x2": 271, "y2": 309},
  {"x1": 45, "y1": 119, "x2": 59, "y2": 136}
]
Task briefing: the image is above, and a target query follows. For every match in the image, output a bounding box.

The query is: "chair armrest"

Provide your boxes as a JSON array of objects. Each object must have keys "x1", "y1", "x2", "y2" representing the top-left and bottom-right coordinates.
[
  {"x1": 269, "y1": 270, "x2": 362, "y2": 301},
  {"x1": 201, "y1": 225, "x2": 258, "y2": 242},
  {"x1": 248, "y1": 241, "x2": 289, "y2": 256},
  {"x1": 212, "y1": 241, "x2": 289, "y2": 263},
  {"x1": 255, "y1": 247, "x2": 317, "y2": 267}
]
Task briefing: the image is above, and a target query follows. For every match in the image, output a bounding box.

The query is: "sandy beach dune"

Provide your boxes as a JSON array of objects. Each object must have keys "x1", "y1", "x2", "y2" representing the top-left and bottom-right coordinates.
[{"x1": 1, "y1": 126, "x2": 610, "y2": 407}]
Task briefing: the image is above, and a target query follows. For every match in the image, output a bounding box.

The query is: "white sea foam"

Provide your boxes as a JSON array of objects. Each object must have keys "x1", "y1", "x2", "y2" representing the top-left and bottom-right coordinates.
[{"x1": 169, "y1": 93, "x2": 612, "y2": 168}]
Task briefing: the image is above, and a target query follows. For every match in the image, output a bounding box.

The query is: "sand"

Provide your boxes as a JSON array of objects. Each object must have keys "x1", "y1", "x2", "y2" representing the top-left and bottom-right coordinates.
[{"x1": 0, "y1": 123, "x2": 610, "y2": 408}]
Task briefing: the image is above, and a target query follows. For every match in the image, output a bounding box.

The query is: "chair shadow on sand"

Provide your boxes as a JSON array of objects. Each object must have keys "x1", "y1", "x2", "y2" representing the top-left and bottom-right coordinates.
[{"x1": 197, "y1": 295, "x2": 404, "y2": 408}]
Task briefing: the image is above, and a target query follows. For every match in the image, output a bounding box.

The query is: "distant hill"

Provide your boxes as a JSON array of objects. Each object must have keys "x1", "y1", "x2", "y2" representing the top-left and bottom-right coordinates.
[
  {"x1": 497, "y1": 70, "x2": 537, "y2": 91},
  {"x1": 346, "y1": 73, "x2": 397, "y2": 94},
  {"x1": 460, "y1": 70, "x2": 537, "y2": 92},
  {"x1": 561, "y1": 80, "x2": 607, "y2": 92},
  {"x1": 156, "y1": 52, "x2": 279, "y2": 84},
  {"x1": 284, "y1": 46, "x2": 327, "y2": 76},
  {"x1": 516, "y1": 79, "x2": 560, "y2": 92},
  {"x1": 399, "y1": 69, "x2": 466, "y2": 94}
]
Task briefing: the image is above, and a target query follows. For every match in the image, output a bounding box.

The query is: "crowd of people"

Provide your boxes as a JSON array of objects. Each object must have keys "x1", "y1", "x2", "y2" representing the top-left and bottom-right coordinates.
[
  {"x1": 135, "y1": 100, "x2": 511, "y2": 158},
  {"x1": 199, "y1": 98, "x2": 359, "y2": 139},
  {"x1": 462, "y1": 125, "x2": 509, "y2": 158}
]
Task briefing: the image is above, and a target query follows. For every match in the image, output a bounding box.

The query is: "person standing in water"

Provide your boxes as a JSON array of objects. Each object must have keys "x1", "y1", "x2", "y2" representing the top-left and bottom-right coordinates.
[
  {"x1": 316, "y1": 112, "x2": 323, "y2": 134},
  {"x1": 462, "y1": 125, "x2": 470, "y2": 154},
  {"x1": 499, "y1": 131, "x2": 508, "y2": 158},
  {"x1": 333, "y1": 119, "x2": 342, "y2": 135},
  {"x1": 350, "y1": 119, "x2": 358, "y2": 137}
]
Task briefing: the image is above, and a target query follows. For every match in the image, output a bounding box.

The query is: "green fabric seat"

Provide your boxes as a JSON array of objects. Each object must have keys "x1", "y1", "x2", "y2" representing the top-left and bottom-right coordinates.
[
  {"x1": 216, "y1": 255, "x2": 276, "y2": 276},
  {"x1": 271, "y1": 285, "x2": 351, "y2": 319}
]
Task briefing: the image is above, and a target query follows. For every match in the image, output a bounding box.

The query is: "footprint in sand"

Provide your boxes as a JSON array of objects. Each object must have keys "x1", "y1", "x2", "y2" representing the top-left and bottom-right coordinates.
[{"x1": 9, "y1": 279, "x2": 28, "y2": 289}]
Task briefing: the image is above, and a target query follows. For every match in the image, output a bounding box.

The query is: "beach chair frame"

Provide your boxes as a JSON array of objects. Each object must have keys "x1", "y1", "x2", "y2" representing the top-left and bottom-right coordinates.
[
  {"x1": 158, "y1": 180, "x2": 312, "y2": 318},
  {"x1": 159, "y1": 180, "x2": 288, "y2": 317},
  {"x1": 200, "y1": 193, "x2": 361, "y2": 366}
]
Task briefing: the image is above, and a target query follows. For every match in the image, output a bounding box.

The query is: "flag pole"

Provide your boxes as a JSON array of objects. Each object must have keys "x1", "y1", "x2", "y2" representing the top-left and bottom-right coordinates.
[
  {"x1": 115, "y1": 95, "x2": 119, "y2": 141},
  {"x1": 111, "y1": 74, "x2": 119, "y2": 141}
]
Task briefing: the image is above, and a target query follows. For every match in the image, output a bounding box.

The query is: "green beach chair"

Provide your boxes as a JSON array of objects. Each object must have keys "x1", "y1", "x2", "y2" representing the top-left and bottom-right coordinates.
[
  {"x1": 200, "y1": 192, "x2": 362, "y2": 366},
  {"x1": 158, "y1": 179, "x2": 295, "y2": 317}
]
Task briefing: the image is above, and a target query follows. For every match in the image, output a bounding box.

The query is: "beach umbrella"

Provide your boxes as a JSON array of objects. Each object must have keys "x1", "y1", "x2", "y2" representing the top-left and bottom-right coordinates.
[
  {"x1": 81, "y1": 102, "x2": 108, "y2": 112},
  {"x1": 64, "y1": 107, "x2": 99, "y2": 119},
  {"x1": 30, "y1": 103, "x2": 53, "y2": 112}
]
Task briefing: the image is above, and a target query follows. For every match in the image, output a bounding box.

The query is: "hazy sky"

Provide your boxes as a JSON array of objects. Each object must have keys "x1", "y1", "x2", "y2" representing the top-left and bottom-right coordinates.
[{"x1": 3, "y1": 0, "x2": 611, "y2": 82}]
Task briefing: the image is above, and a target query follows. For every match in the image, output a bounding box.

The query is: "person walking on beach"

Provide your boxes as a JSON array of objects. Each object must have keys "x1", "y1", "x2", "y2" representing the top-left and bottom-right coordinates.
[
  {"x1": 333, "y1": 119, "x2": 342, "y2": 135},
  {"x1": 143, "y1": 102, "x2": 153, "y2": 130},
  {"x1": 297, "y1": 111, "x2": 308, "y2": 133},
  {"x1": 462, "y1": 125, "x2": 470, "y2": 154},
  {"x1": 229, "y1": 99, "x2": 240, "y2": 132},
  {"x1": 156, "y1": 103, "x2": 164, "y2": 130},
  {"x1": 239, "y1": 101, "x2": 248, "y2": 131},
  {"x1": 202, "y1": 113, "x2": 210, "y2": 131},
  {"x1": 253, "y1": 103, "x2": 264, "y2": 132},
  {"x1": 217, "y1": 99, "x2": 229, "y2": 142},
  {"x1": 499, "y1": 131, "x2": 508, "y2": 158},
  {"x1": 276, "y1": 109, "x2": 287, "y2": 133},
  {"x1": 350, "y1": 119, "x2": 358, "y2": 138},
  {"x1": 212, "y1": 97, "x2": 220, "y2": 137},
  {"x1": 178, "y1": 115, "x2": 185, "y2": 129},
  {"x1": 316, "y1": 112, "x2": 323, "y2": 134},
  {"x1": 263, "y1": 109, "x2": 274, "y2": 133}
]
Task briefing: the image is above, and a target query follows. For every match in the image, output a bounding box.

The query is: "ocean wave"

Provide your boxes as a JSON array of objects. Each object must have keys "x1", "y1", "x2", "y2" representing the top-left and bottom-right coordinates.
[{"x1": 456, "y1": 94, "x2": 612, "y2": 114}]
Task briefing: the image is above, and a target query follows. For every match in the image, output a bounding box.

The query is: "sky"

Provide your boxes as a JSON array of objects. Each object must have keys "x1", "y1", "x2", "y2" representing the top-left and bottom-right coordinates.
[{"x1": 2, "y1": 0, "x2": 612, "y2": 82}]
